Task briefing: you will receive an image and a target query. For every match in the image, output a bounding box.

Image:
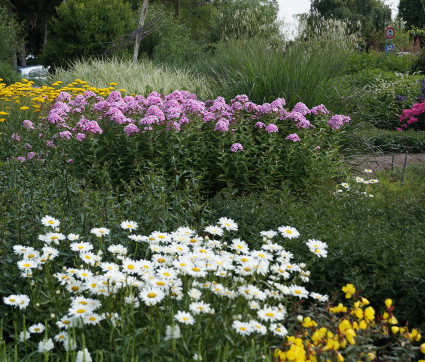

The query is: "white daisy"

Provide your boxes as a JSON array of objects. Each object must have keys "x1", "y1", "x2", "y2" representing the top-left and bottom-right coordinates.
[
  {"x1": 67, "y1": 233, "x2": 80, "y2": 241},
  {"x1": 164, "y1": 325, "x2": 181, "y2": 341},
  {"x1": 41, "y1": 215, "x2": 60, "y2": 228},
  {"x1": 120, "y1": 220, "x2": 138, "y2": 231},
  {"x1": 37, "y1": 338, "x2": 54, "y2": 353},
  {"x1": 278, "y1": 226, "x2": 300, "y2": 239},
  {"x1": 249, "y1": 320, "x2": 267, "y2": 335},
  {"x1": 289, "y1": 285, "x2": 309, "y2": 299},
  {"x1": 70, "y1": 242, "x2": 93, "y2": 252},
  {"x1": 204, "y1": 225, "x2": 224, "y2": 237},
  {"x1": 270, "y1": 323, "x2": 288, "y2": 337},
  {"x1": 310, "y1": 292, "x2": 329, "y2": 302},
  {"x1": 217, "y1": 217, "x2": 238, "y2": 231},
  {"x1": 140, "y1": 287, "x2": 165, "y2": 306},
  {"x1": 174, "y1": 311, "x2": 195, "y2": 325},
  {"x1": 90, "y1": 227, "x2": 110, "y2": 237},
  {"x1": 189, "y1": 301, "x2": 211, "y2": 315},
  {"x1": 76, "y1": 348, "x2": 92, "y2": 362},
  {"x1": 29, "y1": 323, "x2": 45, "y2": 334},
  {"x1": 232, "y1": 320, "x2": 253, "y2": 336}
]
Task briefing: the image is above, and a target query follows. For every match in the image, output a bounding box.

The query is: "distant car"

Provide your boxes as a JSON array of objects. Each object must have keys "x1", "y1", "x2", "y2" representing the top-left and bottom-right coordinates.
[{"x1": 16, "y1": 65, "x2": 50, "y2": 80}]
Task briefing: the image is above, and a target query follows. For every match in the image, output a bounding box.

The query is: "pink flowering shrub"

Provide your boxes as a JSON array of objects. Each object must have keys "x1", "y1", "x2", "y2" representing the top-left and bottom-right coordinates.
[
  {"x1": 9, "y1": 90, "x2": 350, "y2": 192},
  {"x1": 398, "y1": 100, "x2": 425, "y2": 131}
]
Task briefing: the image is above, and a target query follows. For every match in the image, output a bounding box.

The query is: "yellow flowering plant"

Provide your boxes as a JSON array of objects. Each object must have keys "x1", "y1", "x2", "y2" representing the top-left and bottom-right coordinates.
[{"x1": 273, "y1": 284, "x2": 423, "y2": 361}]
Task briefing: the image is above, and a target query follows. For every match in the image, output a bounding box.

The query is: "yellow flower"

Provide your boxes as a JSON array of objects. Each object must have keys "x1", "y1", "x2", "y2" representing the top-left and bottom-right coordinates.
[
  {"x1": 364, "y1": 306, "x2": 375, "y2": 322},
  {"x1": 342, "y1": 284, "x2": 356, "y2": 298},
  {"x1": 420, "y1": 343, "x2": 425, "y2": 354},
  {"x1": 338, "y1": 319, "x2": 351, "y2": 333},
  {"x1": 0, "y1": 118, "x2": 5, "y2": 122},
  {"x1": 0, "y1": 111, "x2": 8, "y2": 115},
  {"x1": 109, "y1": 82, "x2": 117, "y2": 86},
  {"x1": 329, "y1": 303, "x2": 347, "y2": 313},
  {"x1": 302, "y1": 317, "x2": 318, "y2": 328},
  {"x1": 119, "y1": 89, "x2": 127, "y2": 92},
  {"x1": 361, "y1": 297, "x2": 370, "y2": 305},
  {"x1": 345, "y1": 328, "x2": 356, "y2": 345},
  {"x1": 20, "y1": 106, "x2": 29, "y2": 110},
  {"x1": 391, "y1": 326, "x2": 399, "y2": 334},
  {"x1": 385, "y1": 299, "x2": 392, "y2": 308}
]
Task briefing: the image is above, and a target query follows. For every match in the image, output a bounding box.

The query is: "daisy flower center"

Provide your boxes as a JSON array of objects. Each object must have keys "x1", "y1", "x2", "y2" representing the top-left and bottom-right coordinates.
[{"x1": 147, "y1": 292, "x2": 157, "y2": 298}]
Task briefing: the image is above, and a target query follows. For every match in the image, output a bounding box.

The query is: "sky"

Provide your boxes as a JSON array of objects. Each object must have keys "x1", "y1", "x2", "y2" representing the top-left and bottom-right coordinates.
[{"x1": 277, "y1": 0, "x2": 400, "y2": 39}]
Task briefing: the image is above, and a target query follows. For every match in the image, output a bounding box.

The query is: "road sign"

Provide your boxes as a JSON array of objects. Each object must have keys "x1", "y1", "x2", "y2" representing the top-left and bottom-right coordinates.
[
  {"x1": 385, "y1": 43, "x2": 394, "y2": 52},
  {"x1": 385, "y1": 27, "x2": 395, "y2": 39}
]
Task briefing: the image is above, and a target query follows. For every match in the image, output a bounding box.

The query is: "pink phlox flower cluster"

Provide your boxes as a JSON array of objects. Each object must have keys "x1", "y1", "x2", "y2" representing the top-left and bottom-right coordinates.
[
  {"x1": 83, "y1": 90, "x2": 97, "y2": 99},
  {"x1": 230, "y1": 143, "x2": 243, "y2": 152},
  {"x1": 23, "y1": 120, "x2": 35, "y2": 129},
  {"x1": 255, "y1": 122, "x2": 266, "y2": 129},
  {"x1": 265, "y1": 123, "x2": 279, "y2": 133},
  {"x1": 310, "y1": 104, "x2": 329, "y2": 115},
  {"x1": 27, "y1": 152, "x2": 36, "y2": 160},
  {"x1": 11, "y1": 133, "x2": 21, "y2": 142},
  {"x1": 57, "y1": 92, "x2": 71, "y2": 102},
  {"x1": 146, "y1": 93, "x2": 163, "y2": 107},
  {"x1": 69, "y1": 95, "x2": 88, "y2": 109},
  {"x1": 285, "y1": 133, "x2": 301, "y2": 142},
  {"x1": 59, "y1": 131, "x2": 73, "y2": 140},
  {"x1": 124, "y1": 123, "x2": 140, "y2": 136},
  {"x1": 106, "y1": 91, "x2": 122, "y2": 103},
  {"x1": 24, "y1": 143, "x2": 32, "y2": 150},
  {"x1": 292, "y1": 102, "x2": 310, "y2": 115},
  {"x1": 146, "y1": 105, "x2": 165, "y2": 123},
  {"x1": 76, "y1": 117, "x2": 103, "y2": 134},
  {"x1": 286, "y1": 111, "x2": 307, "y2": 123},
  {"x1": 214, "y1": 118, "x2": 230, "y2": 132},
  {"x1": 166, "y1": 121, "x2": 180, "y2": 131},
  {"x1": 327, "y1": 115, "x2": 350, "y2": 130},
  {"x1": 297, "y1": 120, "x2": 313, "y2": 129}
]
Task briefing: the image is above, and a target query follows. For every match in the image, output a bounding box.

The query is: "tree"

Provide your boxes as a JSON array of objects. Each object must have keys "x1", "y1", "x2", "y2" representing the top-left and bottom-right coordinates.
[
  {"x1": 398, "y1": 0, "x2": 425, "y2": 30},
  {"x1": 41, "y1": 0, "x2": 135, "y2": 68},
  {"x1": 0, "y1": 2, "x2": 21, "y2": 65},
  {"x1": 309, "y1": 0, "x2": 392, "y2": 51}
]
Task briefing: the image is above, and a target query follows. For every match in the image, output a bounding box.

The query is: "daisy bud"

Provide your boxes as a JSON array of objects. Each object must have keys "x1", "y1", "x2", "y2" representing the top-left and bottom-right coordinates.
[
  {"x1": 297, "y1": 315, "x2": 304, "y2": 322},
  {"x1": 36, "y1": 303, "x2": 40, "y2": 307},
  {"x1": 62, "y1": 266, "x2": 67, "y2": 271},
  {"x1": 204, "y1": 236, "x2": 209, "y2": 241},
  {"x1": 299, "y1": 263, "x2": 306, "y2": 268},
  {"x1": 50, "y1": 313, "x2": 55, "y2": 318},
  {"x1": 56, "y1": 290, "x2": 60, "y2": 295}
]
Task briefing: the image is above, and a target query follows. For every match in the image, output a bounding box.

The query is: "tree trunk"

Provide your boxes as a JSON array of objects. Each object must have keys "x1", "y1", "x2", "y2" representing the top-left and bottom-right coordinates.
[
  {"x1": 133, "y1": 0, "x2": 149, "y2": 65},
  {"x1": 20, "y1": 44, "x2": 27, "y2": 67},
  {"x1": 43, "y1": 17, "x2": 48, "y2": 48},
  {"x1": 176, "y1": 0, "x2": 181, "y2": 17}
]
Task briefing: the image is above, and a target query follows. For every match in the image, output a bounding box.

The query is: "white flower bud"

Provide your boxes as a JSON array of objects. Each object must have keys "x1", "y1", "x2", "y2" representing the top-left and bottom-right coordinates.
[{"x1": 297, "y1": 315, "x2": 303, "y2": 322}]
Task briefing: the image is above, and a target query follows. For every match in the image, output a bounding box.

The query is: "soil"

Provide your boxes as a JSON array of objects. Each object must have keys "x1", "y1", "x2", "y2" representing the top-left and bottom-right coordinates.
[{"x1": 346, "y1": 152, "x2": 425, "y2": 172}]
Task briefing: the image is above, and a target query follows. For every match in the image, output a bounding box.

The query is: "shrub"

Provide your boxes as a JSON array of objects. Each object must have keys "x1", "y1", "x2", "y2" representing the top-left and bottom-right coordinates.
[
  {"x1": 41, "y1": 0, "x2": 134, "y2": 68},
  {"x1": 345, "y1": 51, "x2": 417, "y2": 74},
  {"x1": 0, "y1": 61, "x2": 20, "y2": 85},
  {"x1": 5, "y1": 86, "x2": 350, "y2": 194},
  {"x1": 342, "y1": 71, "x2": 423, "y2": 129}
]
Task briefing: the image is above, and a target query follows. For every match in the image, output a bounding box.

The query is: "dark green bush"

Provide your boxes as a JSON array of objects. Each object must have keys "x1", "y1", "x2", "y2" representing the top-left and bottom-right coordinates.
[
  {"x1": 207, "y1": 186, "x2": 425, "y2": 330},
  {"x1": 0, "y1": 61, "x2": 20, "y2": 85},
  {"x1": 345, "y1": 51, "x2": 417, "y2": 74},
  {"x1": 351, "y1": 128, "x2": 425, "y2": 153}
]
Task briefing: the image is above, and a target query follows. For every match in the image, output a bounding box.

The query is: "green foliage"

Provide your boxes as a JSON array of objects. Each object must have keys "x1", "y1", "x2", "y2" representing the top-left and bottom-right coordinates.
[
  {"x1": 0, "y1": 4, "x2": 21, "y2": 64},
  {"x1": 339, "y1": 70, "x2": 423, "y2": 129},
  {"x1": 135, "y1": 2, "x2": 202, "y2": 65},
  {"x1": 49, "y1": 57, "x2": 212, "y2": 99},
  {"x1": 41, "y1": 0, "x2": 135, "y2": 68},
  {"x1": 0, "y1": 61, "x2": 20, "y2": 85},
  {"x1": 200, "y1": 35, "x2": 350, "y2": 112},
  {"x1": 345, "y1": 51, "x2": 417, "y2": 74},
  {"x1": 351, "y1": 128, "x2": 425, "y2": 153},
  {"x1": 413, "y1": 46, "x2": 425, "y2": 73},
  {"x1": 309, "y1": 0, "x2": 392, "y2": 49},
  {"x1": 209, "y1": 0, "x2": 280, "y2": 42},
  {"x1": 398, "y1": 0, "x2": 425, "y2": 30}
]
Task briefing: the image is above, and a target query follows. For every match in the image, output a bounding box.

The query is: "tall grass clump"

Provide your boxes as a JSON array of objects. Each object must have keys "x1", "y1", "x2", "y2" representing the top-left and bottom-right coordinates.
[
  {"x1": 49, "y1": 57, "x2": 212, "y2": 100},
  {"x1": 203, "y1": 18, "x2": 357, "y2": 112}
]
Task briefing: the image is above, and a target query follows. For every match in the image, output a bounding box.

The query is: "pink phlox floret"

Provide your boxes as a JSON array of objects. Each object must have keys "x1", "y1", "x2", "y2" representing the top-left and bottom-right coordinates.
[
  {"x1": 146, "y1": 93, "x2": 163, "y2": 107},
  {"x1": 255, "y1": 122, "x2": 266, "y2": 129},
  {"x1": 230, "y1": 143, "x2": 243, "y2": 152},
  {"x1": 69, "y1": 95, "x2": 88, "y2": 109},
  {"x1": 327, "y1": 115, "x2": 346, "y2": 130},
  {"x1": 138, "y1": 115, "x2": 160, "y2": 126},
  {"x1": 83, "y1": 90, "x2": 97, "y2": 99},
  {"x1": 178, "y1": 116, "x2": 189, "y2": 126},
  {"x1": 271, "y1": 98, "x2": 286, "y2": 108},
  {"x1": 182, "y1": 99, "x2": 205, "y2": 114}
]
